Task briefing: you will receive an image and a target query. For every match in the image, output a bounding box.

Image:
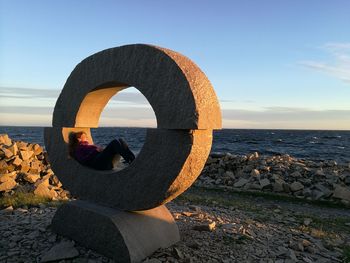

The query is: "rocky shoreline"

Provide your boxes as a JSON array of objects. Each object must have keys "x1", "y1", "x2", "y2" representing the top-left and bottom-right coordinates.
[
  {"x1": 197, "y1": 152, "x2": 350, "y2": 206},
  {"x1": 1, "y1": 134, "x2": 350, "y2": 207},
  {"x1": 0, "y1": 134, "x2": 69, "y2": 201}
]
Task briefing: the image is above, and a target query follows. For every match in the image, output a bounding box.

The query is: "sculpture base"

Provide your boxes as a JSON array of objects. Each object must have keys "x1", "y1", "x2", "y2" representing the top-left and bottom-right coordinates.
[{"x1": 51, "y1": 200, "x2": 180, "y2": 262}]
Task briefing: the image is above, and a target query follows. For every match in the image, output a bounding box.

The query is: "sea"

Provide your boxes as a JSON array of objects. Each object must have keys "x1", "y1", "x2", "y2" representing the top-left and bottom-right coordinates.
[{"x1": 0, "y1": 126, "x2": 349, "y2": 165}]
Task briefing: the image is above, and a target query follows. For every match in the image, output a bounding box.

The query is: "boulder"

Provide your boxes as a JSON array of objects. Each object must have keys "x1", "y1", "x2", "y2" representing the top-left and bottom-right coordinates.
[
  {"x1": 0, "y1": 172, "x2": 17, "y2": 183},
  {"x1": 50, "y1": 175, "x2": 62, "y2": 187},
  {"x1": 6, "y1": 164, "x2": 15, "y2": 172},
  {"x1": 20, "y1": 161, "x2": 30, "y2": 173},
  {"x1": 290, "y1": 171, "x2": 301, "y2": 178},
  {"x1": 2, "y1": 148, "x2": 14, "y2": 158},
  {"x1": 302, "y1": 187, "x2": 312, "y2": 198},
  {"x1": 24, "y1": 173, "x2": 41, "y2": 184},
  {"x1": 248, "y1": 183, "x2": 262, "y2": 190},
  {"x1": 19, "y1": 150, "x2": 34, "y2": 161},
  {"x1": 193, "y1": 221, "x2": 216, "y2": 232},
  {"x1": 250, "y1": 169, "x2": 260, "y2": 177},
  {"x1": 16, "y1": 141, "x2": 28, "y2": 150},
  {"x1": 344, "y1": 175, "x2": 350, "y2": 185},
  {"x1": 224, "y1": 171, "x2": 235, "y2": 179},
  {"x1": 273, "y1": 182, "x2": 284, "y2": 192},
  {"x1": 283, "y1": 183, "x2": 291, "y2": 193},
  {"x1": 313, "y1": 183, "x2": 332, "y2": 198},
  {"x1": 0, "y1": 178, "x2": 17, "y2": 192},
  {"x1": 311, "y1": 190, "x2": 326, "y2": 200},
  {"x1": 234, "y1": 178, "x2": 249, "y2": 188},
  {"x1": 315, "y1": 169, "x2": 325, "y2": 176},
  {"x1": 0, "y1": 134, "x2": 12, "y2": 146},
  {"x1": 260, "y1": 178, "x2": 271, "y2": 189},
  {"x1": 41, "y1": 241, "x2": 79, "y2": 262},
  {"x1": 0, "y1": 160, "x2": 8, "y2": 169},
  {"x1": 5, "y1": 143, "x2": 18, "y2": 157},
  {"x1": 34, "y1": 183, "x2": 58, "y2": 199},
  {"x1": 333, "y1": 185, "x2": 350, "y2": 202},
  {"x1": 35, "y1": 175, "x2": 51, "y2": 188},
  {"x1": 33, "y1": 144, "x2": 43, "y2": 155},
  {"x1": 12, "y1": 156, "x2": 22, "y2": 166},
  {"x1": 290, "y1": 182, "x2": 304, "y2": 192},
  {"x1": 30, "y1": 159, "x2": 42, "y2": 170}
]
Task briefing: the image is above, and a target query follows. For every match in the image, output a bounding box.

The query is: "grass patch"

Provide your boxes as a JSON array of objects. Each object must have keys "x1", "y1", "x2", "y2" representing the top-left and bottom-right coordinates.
[
  {"x1": 223, "y1": 235, "x2": 251, "y2": 245},
  {"x1": 192, "y1": 185, "x2": 349, "y2": 209},
  {"x1": 343, "y1": 246, "x2": 350, "y2": 263},
  {"x1": 295, "y1": 215, "x2": 350, "y2": 235},
  {"x1": 0, "y1": 192, "x2": 64, "y2": 209},
  {"x1": 177, "y1": 186, "x2": 350, "y2": 233},
  {"x1": 176, "y1": 191, "x2": 254, "y2": 211}
]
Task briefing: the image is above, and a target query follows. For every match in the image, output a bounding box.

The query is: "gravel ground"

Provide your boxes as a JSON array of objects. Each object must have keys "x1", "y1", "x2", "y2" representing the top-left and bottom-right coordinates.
[{"x1": 1, "y1": 189, "x2": 349, "y2": 263}]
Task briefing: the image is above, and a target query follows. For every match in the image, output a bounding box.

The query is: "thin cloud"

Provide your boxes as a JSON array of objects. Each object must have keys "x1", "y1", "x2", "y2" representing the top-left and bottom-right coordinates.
[
  {"x1": 222, "y1": 107, "x2": 350, "y2": 122},
  {"x1": 0, "y1": 106, "x2": 54, "y2": 115},
  {"x1": 110, "y1": 91, "x2": 150, "y2": 105},
  {"x1": 0, "y1": 86, "x2": 151, "y2": 105},
  {"x1": 1, "y1": 105, "x2": 349, "y2": 129},
  {"x1": 0, "y1": 87, "x2": 60, "y2": 99},
  {"x1": 263, "y1": 106, "x2": 310, "y2": 112},
  {"x1": 299, "y1": 42, "x2": 350, "y2": 84},
  {"x1": 0, "y1": 105, "x2": 155, "y2": 120}
]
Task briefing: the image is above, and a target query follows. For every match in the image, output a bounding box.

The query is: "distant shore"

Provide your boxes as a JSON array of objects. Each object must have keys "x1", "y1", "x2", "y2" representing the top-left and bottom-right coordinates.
[{"x1": 0, "y1": 126, "x2": 349, "y2": 165}]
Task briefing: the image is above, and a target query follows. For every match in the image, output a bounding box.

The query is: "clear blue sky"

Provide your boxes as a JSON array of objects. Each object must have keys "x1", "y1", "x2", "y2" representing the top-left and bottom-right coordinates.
[{"x1": 1, "y1": 0, "x2": 350, "y2": 129}]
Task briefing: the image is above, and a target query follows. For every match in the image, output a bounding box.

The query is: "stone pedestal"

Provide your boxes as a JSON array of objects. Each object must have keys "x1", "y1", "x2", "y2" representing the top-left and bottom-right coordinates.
[{"x1": 51, "y1": 201, "x2": 180, "y2": 263}]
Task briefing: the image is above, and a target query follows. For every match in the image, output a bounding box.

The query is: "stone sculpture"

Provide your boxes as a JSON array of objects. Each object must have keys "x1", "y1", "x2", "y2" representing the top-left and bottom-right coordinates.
[{"x1": 44, "y1": 44, "x2": 221, "y2": 262}]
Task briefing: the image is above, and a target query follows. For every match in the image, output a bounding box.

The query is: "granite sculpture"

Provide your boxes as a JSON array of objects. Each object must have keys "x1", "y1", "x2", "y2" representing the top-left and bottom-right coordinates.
[{"x1": 44, "y1": 44, "x2": 221, "y2": 262}]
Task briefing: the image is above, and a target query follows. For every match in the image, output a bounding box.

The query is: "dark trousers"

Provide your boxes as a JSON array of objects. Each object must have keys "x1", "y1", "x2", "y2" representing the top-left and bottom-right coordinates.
[{"x1": 89, "y1": 139, "x2": 135, "y2": 170}]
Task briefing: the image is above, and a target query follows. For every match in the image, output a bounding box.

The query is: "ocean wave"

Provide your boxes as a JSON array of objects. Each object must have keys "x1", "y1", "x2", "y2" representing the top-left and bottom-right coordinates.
[
  {"x1": 322, "y1": 135, "x2": 342, "y2": 139},
  {"x1": 1, "y1": 127, "x2": 350, "y2": 164}
]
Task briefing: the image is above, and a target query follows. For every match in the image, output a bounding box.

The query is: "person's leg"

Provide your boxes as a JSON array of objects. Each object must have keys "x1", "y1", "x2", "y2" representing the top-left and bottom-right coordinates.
[
  {"x1": 118, "y1": 138, "x2": 135, "y2": 163},
  {"x1": 89, "y1": 147, "x2": 115, "y2": 170},
  {"x1": 90, "y1": 139, "x2": 135, "y2": 170}
]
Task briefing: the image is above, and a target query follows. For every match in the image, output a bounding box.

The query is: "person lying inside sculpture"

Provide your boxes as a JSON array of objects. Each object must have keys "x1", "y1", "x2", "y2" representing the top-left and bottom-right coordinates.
[{"x1": 68, "y1": 131, "x2": 135, "y2": 170}]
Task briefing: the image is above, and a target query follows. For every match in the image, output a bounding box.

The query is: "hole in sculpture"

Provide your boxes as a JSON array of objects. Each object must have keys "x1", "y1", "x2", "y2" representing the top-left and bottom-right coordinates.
[{"x1": 69, "y1": 86, "x2": 156, "y2": 171}]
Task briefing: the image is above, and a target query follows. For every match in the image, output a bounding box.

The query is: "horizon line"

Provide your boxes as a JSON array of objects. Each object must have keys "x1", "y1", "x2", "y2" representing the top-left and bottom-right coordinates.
[{"x1": 0, "y1": 125, "x2": 349, "y2": 132}]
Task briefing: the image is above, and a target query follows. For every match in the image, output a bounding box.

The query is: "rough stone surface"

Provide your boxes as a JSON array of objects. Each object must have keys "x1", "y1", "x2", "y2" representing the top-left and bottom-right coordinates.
[
  {"x1": 40, "y1": 241, "x2": 79, "y2": 262},
  {"x1": 197, "y1": 152, "x2": 350, "y2": 204},
  {"x1": 234, "y1": 178, "x2": 249, "y2": 188},
  {"x1": 52, "y1": 44, "x2": 221, "y2": 129},
  {"x1": 44, "y1": 128, "x2": 213, "y2": 211},
  {"x1": 51, "y1": 201, "x2": 180, "y2": 263},
  {"x1": 333, "y1": 185, "x2": 350, "y2": 202},
  {"x1": 0, "y1": 178, "x2": 17, "y2": 192},
  {"x1": 0, "y1": 134, "x2": 12, "y2": 146},
  {"x1": 20, "y1": 150, "x2": 34, "y2": 161},
  {"x1": 34, "y1": 184, "x2": 58, "y2": 199},
  {"x1": 24, "y1": 173, "x2": 41, "y2": 183},
  {"x1": 260, "y1": 178, "x2": 271, "y2": 189},
  {"x1": 0, "y1": 172, "x2": 16, "y2": 183},
  {"x1": 290, "y1": 181, "x2": 304, "y2": 192},
  {"x1": 45, "y1": 44, "x2": 222, "y2": 212},
  {"x1": 0, "y1": 135, "x2": 69, "y2": 200}
]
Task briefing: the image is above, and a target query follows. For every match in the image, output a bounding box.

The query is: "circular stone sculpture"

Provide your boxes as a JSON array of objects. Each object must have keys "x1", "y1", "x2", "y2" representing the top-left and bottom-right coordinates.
[{"x1": 44, "y1": 44, "x2": 222, "y2": 211}]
